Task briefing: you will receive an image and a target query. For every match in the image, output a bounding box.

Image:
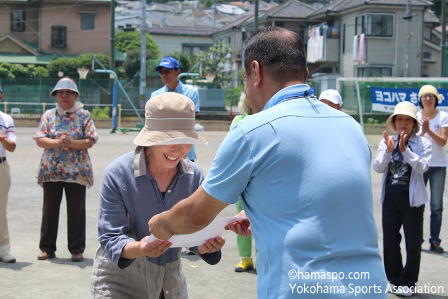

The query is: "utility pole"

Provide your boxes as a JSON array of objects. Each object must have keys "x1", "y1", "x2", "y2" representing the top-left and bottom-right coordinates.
[
  {"x1": 403, "y1": 0, "x2": 412, "y2": 77},
  {"x1": 254, "y1": 0, "x2": 259, "y2": 31},
  {"x1": 140, "y1": 0, "x2": 147, "y2": 102},
  {"x1": 441, "y1": 0, "x2": 447, "y2": 77},
  {"x1": 110, "y1": 0, "x2": 115, "y2": 71}
]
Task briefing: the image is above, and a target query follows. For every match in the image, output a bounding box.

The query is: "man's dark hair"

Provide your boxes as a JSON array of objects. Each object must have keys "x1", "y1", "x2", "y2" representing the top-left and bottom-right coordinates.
[{"x1": 243, "y1": 26, "x2": 307, "y2": 83}]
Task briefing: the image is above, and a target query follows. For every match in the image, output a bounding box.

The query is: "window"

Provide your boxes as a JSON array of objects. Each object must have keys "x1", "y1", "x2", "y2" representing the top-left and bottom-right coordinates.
[
  {"x1": 51, "y1": 26, "x2": 67, "y2": 48},
  {"x1": 11, "y1": 9, "x2": 25, "y2": 32},
  {"x1": 355, "y1": 14, "x2": 393, "y2": 37},
  {"x1": 357, "y1": 66, "x2": 392, "y2": 77},
  {"x1": 81, "y1": 14, "x2": 95, "y2": 30}
]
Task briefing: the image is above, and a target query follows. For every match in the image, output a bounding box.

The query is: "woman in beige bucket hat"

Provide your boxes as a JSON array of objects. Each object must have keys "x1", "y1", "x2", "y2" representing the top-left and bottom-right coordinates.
[
  {"x1": 91, "y1": 93, "x2": 224, "y2": 299},
  {"x1": 373, "y1": 101, "x2": 431, "y2": 296},
  {"x1": 416, "y1": 85, "x2": 447, "y2": 254}
]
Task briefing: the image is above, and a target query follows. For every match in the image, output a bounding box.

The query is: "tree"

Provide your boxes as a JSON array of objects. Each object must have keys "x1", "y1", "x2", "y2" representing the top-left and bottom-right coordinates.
[
  {"x1": 115, "y1": 30, "x2": 161, "y2": 79},
  {"x1": 115, "y1": 30, "x2": 160, "y2": 58},
  {"x1": 197, "y1": 44, "x2": 234, "y2": 88},
  {"x1": 167, "y1": 51, "x2": 198, "y2": 73},
  {"x1": 47, "y1": 53, "x2": 110, "y2": 78},
  {"x1": 0, "y1": 63, "x2": 49, "y2": 78}
]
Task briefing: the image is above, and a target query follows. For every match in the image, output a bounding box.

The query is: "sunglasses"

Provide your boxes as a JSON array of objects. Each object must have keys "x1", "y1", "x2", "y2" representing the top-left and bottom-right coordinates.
[{"x1": 158, "y1": 69, "x2": 175, "y2": 75}]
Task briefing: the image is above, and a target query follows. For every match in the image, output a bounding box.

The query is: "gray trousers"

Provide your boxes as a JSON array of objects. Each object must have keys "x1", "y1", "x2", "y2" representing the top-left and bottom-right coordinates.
[{"x1": 90, "y1": 247, "x2": 189, "y2": 299}]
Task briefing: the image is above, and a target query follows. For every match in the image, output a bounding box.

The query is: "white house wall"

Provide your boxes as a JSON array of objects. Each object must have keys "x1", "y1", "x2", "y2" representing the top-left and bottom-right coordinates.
[{"x1": 152, "y1": 35, "x2": 213, "y2": 55}]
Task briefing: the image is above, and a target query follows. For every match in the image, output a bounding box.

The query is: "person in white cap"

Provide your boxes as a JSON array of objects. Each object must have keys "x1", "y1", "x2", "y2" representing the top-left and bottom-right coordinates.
[
  {"x1": 319, "y1": 89, "x2": 343, "y2": 110},
  {"x1": 0, "y1": 86, "x2": 17, "y2": 263},
  {"x1": 416, "y1": 85, "x2": 447, "y2": 254},
  {"x1": 34, "y1": 77, "x2": 98, "y2": 262},
  {"x1": 373, "y1": 101, "x2": 431, "y2": 297},
  {"x1": 90, "y1": 93, "x2": 224, "y2": 299}
]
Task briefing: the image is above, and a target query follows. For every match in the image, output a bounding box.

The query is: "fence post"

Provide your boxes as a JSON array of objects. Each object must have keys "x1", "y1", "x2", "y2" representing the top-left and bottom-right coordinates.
[
  {"x1": 42, "y1": 102, "x2": 46, "y2": 114},
  {"x1": 355, "y1": 81, "x2": 365, "y2": 133},
  {"x1": 3, "y1": 102, "x2": 8, "y2": 114}
]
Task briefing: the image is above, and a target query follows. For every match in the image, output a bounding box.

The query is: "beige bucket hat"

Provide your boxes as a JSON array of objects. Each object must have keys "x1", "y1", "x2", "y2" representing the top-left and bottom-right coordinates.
[
  {"x1": 386, "y1": 101, "x2": 419, "y2": 133},
  {"x1": 134, "y1": 93, "x2": 207, "y2": 147}
]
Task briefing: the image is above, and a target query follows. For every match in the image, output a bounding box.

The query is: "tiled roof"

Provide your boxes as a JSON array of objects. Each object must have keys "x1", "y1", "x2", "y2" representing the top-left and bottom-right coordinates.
[
  {"x1": 309, "y1": 0, "x2": 432, "y2": 18},
  {"x1": 214, "y1": 14, "x2": 253, "y2": 33},
  {"x1": 263, "y1": 0, "x2": 316, "y2": 19},
  {"x1": 147, "y1": 26, "x2": 215, "y2": 36},
  {"x1": 424, "y1": 10, "x2": 440, "y2": 23}
]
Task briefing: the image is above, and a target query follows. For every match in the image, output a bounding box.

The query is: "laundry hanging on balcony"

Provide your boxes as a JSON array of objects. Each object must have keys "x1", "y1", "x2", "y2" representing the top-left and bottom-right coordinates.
[
  {"x1": 306, "y1": 25, "x2": 327, "y2": 63},
  {"x1": 352, "y1": 34, "x2": 366, "y2": 62}
]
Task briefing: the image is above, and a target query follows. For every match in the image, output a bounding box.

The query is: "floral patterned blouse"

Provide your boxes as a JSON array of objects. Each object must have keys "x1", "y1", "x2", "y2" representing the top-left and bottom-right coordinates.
[{"x1": 34, "y1": 107, "x2": 98, "y2": 187}]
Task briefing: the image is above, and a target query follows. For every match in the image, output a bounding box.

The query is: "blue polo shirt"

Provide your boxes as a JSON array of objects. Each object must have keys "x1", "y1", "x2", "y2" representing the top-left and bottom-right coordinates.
[
  {"x1": 150, "y1": 80, "x2": 200, "y2": 161},
  {"x1": 150, "y1": 80, "x2": 200, "y2": 112},
  {"x1": 203, "y1": 84, "x2": 387, "y2": 298}
]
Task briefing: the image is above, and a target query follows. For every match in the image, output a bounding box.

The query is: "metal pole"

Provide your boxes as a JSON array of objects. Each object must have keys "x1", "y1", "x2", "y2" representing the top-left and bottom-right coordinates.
[
  {"x1": 403, "y1": 0, "x2": 412, "y2": 77},
  {"x1": 140, "y1": 0, "x2": 147, "y2": 101},
  {"x1": 441, "y1": 0, "x2": 447, "y2": 77},
  {"x1": 112, "y1": 79, "x2": 118, "y2": 133},
  {"x1": 110, "y1": 0, "x2": 115, "y2": 71},
  {"x1": 254, "y1": 0, "x2": 259, "y2": 31},
  {"x1": 355, "y1": 81, "x2": 365, "y2": 133}
]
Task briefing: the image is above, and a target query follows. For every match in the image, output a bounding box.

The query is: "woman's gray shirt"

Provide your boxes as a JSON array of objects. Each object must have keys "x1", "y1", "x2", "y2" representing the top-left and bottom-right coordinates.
[{"x1": 91, "y1": 148, "x2": 220, "y2": 298}]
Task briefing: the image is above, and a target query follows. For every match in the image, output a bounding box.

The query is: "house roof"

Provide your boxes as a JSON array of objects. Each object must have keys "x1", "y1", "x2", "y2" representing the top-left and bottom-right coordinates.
[
  {"x1": 309, "y1": 0, "x2": 432, "y2": 18},
  {"x1": 147, "y1": 26, "x2": 215, "y2": 37},
  {"x1": 262, "y1": 0, "x2": 316, "y2": 19},
  {"x1": 0, "y1": 35, "x2": 40, "y2": 56},
  {"x1": 424, "y1": 10, "x2": 440, "y2": 23},
  {"x1": 0, "y1": 54, "x2": 54, "y2": 65},
  {"x1": 214, "y1": 14, "x2": 253, "y2": 33}
]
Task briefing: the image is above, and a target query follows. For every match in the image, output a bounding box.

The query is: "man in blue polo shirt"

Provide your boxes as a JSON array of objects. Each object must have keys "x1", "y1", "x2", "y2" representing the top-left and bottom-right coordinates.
[
  {"x1": 150, "y1": 57, "x2": 200, "y2": 162},
  {"x1": 149, "y1": 27, "x2": 387, "y2": 298}
]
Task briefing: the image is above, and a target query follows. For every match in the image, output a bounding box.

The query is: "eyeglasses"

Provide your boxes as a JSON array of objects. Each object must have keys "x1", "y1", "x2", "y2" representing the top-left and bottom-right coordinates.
[
  {"x1": 158, "y1": 69, "x2": 175, "y2": 75},
  {"x1": 56, "y1": 90, "x2": 76, "y2": 96},
  {"x1": 421, "y1": 94, "x2": 436, "y2": 100}
]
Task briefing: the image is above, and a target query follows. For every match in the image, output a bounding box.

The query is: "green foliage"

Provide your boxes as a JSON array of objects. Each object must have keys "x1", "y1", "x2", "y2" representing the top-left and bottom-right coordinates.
[
  {"x1": 226, "y1": 85, "x2": 243, "y2": 107},
  {"x1": 197, "y1": 44, "x2": 234, "y2": 88},
  {"x1": 167, "y1": 51, "x2": 198, "y2": 73},
  {"x1": 90, "y1": 106, "x2": 110, "y2": 118},
  {"x1": 123, "y1": 49, "x2": 160, "y2": 78},
  {"x1": 116, "y1": 30, "x2": 160, "y2": 79},
  {"x1": 115, "y1": 30, "x2": 160, "y2": 58},
  {"x1": 47, "y1": 53, "x2": 110, "y2": 79},
  {"x1": 0, "y1": 62, "x2": 50, "y2": 78}
]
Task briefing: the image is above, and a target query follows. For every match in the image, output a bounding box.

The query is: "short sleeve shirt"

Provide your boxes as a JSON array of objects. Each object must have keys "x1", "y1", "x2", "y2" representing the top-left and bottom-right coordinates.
[
  {"x1": 0, "y1": 111, "x2": 16, "y2": 157},
  {"x1": 34, "y1": 107, "x2": 98, "y2": 187},
  {"x1": 417, "y1": 110, "x2": 448, "y2": 167},
  {"x1": 202, "y1": 84, "x2": 387, "y2": 299}
]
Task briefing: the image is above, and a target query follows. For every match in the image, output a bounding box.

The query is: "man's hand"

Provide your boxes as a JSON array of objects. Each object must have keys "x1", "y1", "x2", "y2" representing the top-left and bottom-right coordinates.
[
  {"x1": 383, "y1": 131, "x2": 394, "y2": 153},
  {"x1": 399, "y1": 131, "x2": 410, "y2": 152},
  {"x1": 148, "y1": 212, "x2": 173, "y2": 241},
  {"x1": 0, "y1": 132, "x2": 6, "y2": 143},
  {"x1": 140, "y1": 237, "x2": 172, "y2": 257},
  {"x1": 225, "y1": 210, "x2": 252, "y2": 236},
  {"x1": 198, "y1": 237, "x2": 225, "y2": 254}
]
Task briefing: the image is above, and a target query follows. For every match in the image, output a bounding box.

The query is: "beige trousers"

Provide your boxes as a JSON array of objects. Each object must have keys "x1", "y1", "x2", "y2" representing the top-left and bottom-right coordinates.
[{"x1": 0, "y1": 161, "x2": 11, "y2": 257}]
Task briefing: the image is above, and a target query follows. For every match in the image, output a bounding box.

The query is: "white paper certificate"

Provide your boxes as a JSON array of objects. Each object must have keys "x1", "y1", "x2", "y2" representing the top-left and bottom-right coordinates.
[{"x1": 146, "y1": 216, "x2": 245, "y2": 248}]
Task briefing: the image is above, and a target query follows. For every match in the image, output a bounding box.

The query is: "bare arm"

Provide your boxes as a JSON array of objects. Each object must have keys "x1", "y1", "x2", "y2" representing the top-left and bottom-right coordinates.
[
  {"x1": 427, "y1": 127, "x2": 448, "y2": 147},
  {"x1": 62, "y1": 137, "x2": 95, "y2": 149},
  {"x1": 148, "y1": 186, "x2": 229, "y2": 241},
  {"x1": 0, "y1": 134, "x2": 16, "y2": 152},
  {"x1": 35, "y1": 137, "x2": 62, "y2": 149}
]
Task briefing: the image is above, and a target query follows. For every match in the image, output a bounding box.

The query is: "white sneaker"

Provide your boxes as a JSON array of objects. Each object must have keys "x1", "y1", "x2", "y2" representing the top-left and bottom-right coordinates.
[
  {"x1": 0, "y1": 254, "x2": 16, "y2": 263},
  {"x1": 396, "y1": 286, "x2": 413, "y2": 297}
]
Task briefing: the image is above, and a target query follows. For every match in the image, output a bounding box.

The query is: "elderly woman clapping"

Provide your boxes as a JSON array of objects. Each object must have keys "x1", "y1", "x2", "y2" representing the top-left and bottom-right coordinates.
[{"x1": 90, "y1": 93, "x2": 225, "y2": 299}]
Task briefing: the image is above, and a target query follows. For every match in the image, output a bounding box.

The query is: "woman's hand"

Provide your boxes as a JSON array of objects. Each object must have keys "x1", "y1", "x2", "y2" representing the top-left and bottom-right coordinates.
[
  {"x1": 140, "y1": 237, "x2": 172, "y2": 257},
  {"x1": 421, "y1": 117, "x2": 430, "y2": 135},
  {"x1": 61, "y1": 133, "x2": 72, "y2": 148},
  {"x1": 198, "y1": 237, "x2": 225, "y2": 254},
  {"x1": 383, "y1": 131, "x2": 394, "y2": 153},
  {"x1": 399, "y1": 131, "x2": 410, "y2": 152}
]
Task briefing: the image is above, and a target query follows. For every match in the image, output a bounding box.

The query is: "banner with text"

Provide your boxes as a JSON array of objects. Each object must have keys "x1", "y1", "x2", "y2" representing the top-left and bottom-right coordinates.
[{"x1": 370, "y1": 87, "x2": 448, "y2": 112}]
